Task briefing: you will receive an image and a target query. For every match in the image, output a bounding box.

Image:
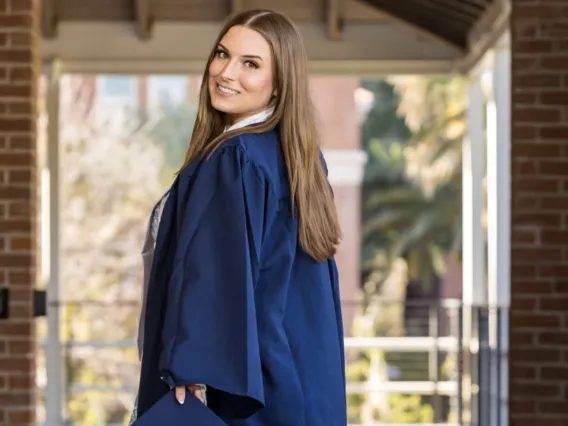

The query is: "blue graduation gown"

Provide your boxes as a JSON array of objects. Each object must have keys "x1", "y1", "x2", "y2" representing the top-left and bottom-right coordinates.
[{"x1": 136, "y1": 130, "x2": 347, "y2": 425}]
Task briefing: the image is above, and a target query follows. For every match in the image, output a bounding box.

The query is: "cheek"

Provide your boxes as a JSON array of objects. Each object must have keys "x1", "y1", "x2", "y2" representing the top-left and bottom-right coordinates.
[
  {"x1": 241, "y1": 72, "x2": 273, "y2": 98},
  {"x1": 208, "y1": 60, "x2": 222, "y2": 78}
]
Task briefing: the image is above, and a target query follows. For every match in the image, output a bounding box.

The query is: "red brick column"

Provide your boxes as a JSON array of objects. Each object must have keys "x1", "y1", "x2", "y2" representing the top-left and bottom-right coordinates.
[
  {"x1": 0, "y1": 0, "x2": 39, "y2": 424},
  {"x1": 510, "y1": 0, "x2": 568, "y2": 424}
]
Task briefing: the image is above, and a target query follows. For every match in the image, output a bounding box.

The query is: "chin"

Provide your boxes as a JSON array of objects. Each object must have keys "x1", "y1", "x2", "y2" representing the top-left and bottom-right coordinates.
[
  {"x1": 211, "y1": 98, "x2": 243, "y2": 117},
  {"x1": 208, "y1": 93, "x2": 225, "y2": 111},
  {"x1": 211, "y1": 99, "x2": 236, "y2": 115}
]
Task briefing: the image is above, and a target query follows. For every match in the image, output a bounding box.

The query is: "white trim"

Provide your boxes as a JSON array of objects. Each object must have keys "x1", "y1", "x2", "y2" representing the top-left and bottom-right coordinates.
[
  {"x1": 462, "y1": 74, "x2": 490, "y2": 426},
  {"x1": 311, "y1": 60, "x2": 457, "y2": 76},
  {"x1": 344, "y1": 336, "x2": 458, "y2": 352},
  {"x1": 322, "y1": 149, "x2": 367, "y2": 186},
  {"x1": 488, "y1": 46, "x2": 510, "y2": 426},
  {"x1": 44, "y1": 60, "x2": 65, "y2": 426},
  {"x1": 487, "y1": 48, "x2": 510, "y2": 310},
  {"x1": 348, "y1": 424, "x2": 458, "y2": 426},
  {"x1": 346, "y1": 380, "x2": 457, "y2": 395},
  {"x1": 462, "y1": 78, "x2": 486, "y2": 307}
]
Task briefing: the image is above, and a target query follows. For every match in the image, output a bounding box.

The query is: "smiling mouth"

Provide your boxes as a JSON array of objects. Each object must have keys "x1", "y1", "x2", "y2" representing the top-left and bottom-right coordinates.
[{"x1": 216, "y1": 83, "x2": 240, "y2": 95}]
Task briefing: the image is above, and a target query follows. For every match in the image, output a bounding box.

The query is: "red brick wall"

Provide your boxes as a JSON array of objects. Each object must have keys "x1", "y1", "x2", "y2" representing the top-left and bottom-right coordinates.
[
  {"x1": 0, "y1": 0, "x2": 39, "y2": 424},
  {"x1": 510, "y1": 0, "x2": 568, "y2": 424}
]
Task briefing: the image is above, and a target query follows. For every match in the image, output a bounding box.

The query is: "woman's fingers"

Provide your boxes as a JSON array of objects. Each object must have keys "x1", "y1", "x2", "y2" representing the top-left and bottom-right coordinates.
[
  {"x1": 187, "y1": 384, "x2": 205, "y2": 403},
  {"x1": 174, "y1": 386, "x2": 186, "y2": 404},
  {"x1": 173, "y1": 385, "x2": 205, "y2": 405}
]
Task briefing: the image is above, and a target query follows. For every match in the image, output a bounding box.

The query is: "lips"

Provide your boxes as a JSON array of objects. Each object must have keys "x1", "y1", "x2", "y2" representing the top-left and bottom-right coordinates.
[{"x1": 216, "y1": 83, "x2": 240, "y2": 95}]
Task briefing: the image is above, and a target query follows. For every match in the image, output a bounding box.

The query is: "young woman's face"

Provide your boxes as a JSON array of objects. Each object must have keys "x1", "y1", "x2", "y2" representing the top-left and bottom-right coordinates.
[{"x1": 208, "y1": 25, "x2": 275, "y2": 125}]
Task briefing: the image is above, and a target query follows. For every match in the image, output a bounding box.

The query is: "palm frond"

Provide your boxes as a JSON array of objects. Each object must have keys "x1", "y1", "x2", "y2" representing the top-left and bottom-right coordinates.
[
  {"x1": 361, "y1": 210, "x2": 415, "y2": 240},
  {"x1": 390, "y1": 208, "x2": 442, "y2": 258},
  {"x1": 410, "y1": 110, "x2": 465, "y2": 145},
  {"x1": 364, "y1": 187, "x2": 424, "y2": 210}
]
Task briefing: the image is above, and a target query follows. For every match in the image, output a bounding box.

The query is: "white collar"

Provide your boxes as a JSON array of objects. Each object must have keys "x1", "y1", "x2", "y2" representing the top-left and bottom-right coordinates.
[{"x1": 224, "y1": 107, "x2": 275, "y2": 133}]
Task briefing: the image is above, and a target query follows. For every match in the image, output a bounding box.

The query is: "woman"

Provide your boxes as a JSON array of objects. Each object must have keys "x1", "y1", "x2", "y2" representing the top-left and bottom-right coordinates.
[{"x1": 134, "y1": 9, "x2": 347, "y2": 426}]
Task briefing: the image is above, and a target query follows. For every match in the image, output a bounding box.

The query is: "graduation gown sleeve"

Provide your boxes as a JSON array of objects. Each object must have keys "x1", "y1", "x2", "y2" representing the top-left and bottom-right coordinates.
[{"x1": 158, "y1": 144, "x2": 269, "y2": 420}]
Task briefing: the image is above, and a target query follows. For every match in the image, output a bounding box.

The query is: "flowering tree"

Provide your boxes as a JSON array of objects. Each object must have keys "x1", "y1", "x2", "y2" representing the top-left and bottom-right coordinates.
[{"x1": 57, "y1": 75, "x2": 196, "y2": 424}]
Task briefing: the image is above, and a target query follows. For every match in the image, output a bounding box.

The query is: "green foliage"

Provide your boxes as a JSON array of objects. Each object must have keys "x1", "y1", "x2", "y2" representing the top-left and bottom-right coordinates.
[
  {"x1": 347, "y1": 76, "x2": 466, "y2": 423},
  {"x1": 360, "y1": 76, "x2": 465, "y2": 301},
  {"x1": 346, "y1": 353, "x2": 372, "y2": 423},
  {"x1": 147, "y1": 98, "x2": 198, "y2": 177},
  {"x1": 388, "y1": 394, "x2": 434, "y2": 423},
  {"x1": 360, "y1": 80, "x2": 411, "y2": 150},
  {"x1": 346, "y1": 348, "x2": 434, "y2": 424}
]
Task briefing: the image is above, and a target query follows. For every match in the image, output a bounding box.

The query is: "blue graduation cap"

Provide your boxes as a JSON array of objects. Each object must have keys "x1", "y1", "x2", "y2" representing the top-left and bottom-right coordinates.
[{"x1": 132, "y1": 392, "x2": 227, "y2": 426}]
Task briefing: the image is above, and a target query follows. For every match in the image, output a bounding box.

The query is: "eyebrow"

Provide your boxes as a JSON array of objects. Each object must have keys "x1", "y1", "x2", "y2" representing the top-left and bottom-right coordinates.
[{"x1": 218, "y1": 43, "x2": 264, "y2": 62}]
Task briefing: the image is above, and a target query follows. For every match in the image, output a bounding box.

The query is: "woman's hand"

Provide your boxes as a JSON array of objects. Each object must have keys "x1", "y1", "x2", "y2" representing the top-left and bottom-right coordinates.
[{"x1": 173, "y1": 384, "x2": 206, "y2": 405}]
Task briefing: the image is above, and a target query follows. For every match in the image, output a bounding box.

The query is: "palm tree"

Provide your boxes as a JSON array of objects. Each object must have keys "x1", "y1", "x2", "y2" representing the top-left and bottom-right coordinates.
[{"x1": 361, "y1": 76, "x2": 466, "y2": 324}]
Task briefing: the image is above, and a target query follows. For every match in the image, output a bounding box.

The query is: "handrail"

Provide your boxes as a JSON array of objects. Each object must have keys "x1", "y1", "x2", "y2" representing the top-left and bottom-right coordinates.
[
  {"x1": 347, "y1": 380, "x2": 457, "y2": 395},
  {"x1": 344, "y1": 336, "x2": 458, "y2": 352}
]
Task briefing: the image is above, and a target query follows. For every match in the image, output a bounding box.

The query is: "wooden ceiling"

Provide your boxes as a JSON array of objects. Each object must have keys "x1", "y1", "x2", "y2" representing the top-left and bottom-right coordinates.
[
  {"x1": 42, "y1": 0, "x2": 496, "y2": 50},
  {"x1": 361, "y1": 0, "x2": 495, "y2": 49}
]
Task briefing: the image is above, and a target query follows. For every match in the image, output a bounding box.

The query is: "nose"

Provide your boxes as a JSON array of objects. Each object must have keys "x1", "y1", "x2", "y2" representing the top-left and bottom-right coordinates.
[{"x1": 220, "y1": 60, "x2": 238, "y2": 81}]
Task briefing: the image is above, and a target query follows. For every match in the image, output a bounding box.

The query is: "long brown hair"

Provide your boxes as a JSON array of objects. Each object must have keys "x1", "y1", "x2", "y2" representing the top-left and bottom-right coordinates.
[{"x1": 179, "y1": 9, "x2": 341, "y2": 262}]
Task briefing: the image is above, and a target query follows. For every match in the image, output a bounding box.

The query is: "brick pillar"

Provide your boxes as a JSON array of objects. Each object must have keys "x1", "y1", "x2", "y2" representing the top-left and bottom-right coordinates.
[
  {"x1": 0, "y1": 0, "x2": 39, "y2": 425},
  {"x1": 510, "y1": 0, "x2": 568, "y2": 423}
]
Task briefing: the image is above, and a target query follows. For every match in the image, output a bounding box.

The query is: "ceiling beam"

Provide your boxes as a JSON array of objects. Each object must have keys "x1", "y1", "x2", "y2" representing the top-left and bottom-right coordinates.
[
  {"x1": 55, "y1": 58, "x2": 457, "y2": 76},
  {"x1": 326, "y1": 0, "x2": 343, "y2": 40},
  {"x1": 134, "y1": 0, "x2": 153, "y2": 41},
  {"x1": 47, "y1": 0, "x2": 391, "y2": 24},
  {"x1": 467, "y1": 0, "x2": 508, "y2": 48},
  {"x1": 41, "y1": 0, "x2": 58, "y2": 39},
  {"x1": 41, "y1": 21, "x2": 462, "y2": 65},
  {"x1": 231, "y1": 0, "x2": 244, "y2": 14},
  {"x1": 457, "y1": 0, "x2": 510, "y2": 72}
]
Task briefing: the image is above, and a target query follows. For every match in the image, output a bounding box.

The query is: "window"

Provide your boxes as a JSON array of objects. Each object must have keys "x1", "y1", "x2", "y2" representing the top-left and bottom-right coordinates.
[
  {"x1": 148, "y1": 75, "x2": 188, "y2": 108},
  {"x1": 97, "y1": 75, "x2": 138, "y2": 106}
]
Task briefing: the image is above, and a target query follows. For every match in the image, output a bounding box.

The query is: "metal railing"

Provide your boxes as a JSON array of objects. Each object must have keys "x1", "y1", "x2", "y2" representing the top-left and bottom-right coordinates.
[
  {"x1": 460, "y1": 304, "x2": 508, "y2": 426},
  {"x1": 36, "y1": 298, "x2": 507, "y2": 426},
  {"x1": 340, "y1": 298, "x2": 463, "y2": 426}
]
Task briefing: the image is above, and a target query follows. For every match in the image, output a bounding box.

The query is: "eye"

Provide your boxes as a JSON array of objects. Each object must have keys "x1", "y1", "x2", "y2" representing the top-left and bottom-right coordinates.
[
  {"x1": 215, "y1": 49, "x2": 228, "y2": 59},
  {"x1": 244, "y1": 60, "x2": 259, "y2": 69}
]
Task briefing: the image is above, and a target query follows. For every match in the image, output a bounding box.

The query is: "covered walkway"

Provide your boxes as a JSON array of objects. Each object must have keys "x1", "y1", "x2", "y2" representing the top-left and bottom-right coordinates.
[{"x1": 0, "y1": 0, "x2": 565, "y2": 425}]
